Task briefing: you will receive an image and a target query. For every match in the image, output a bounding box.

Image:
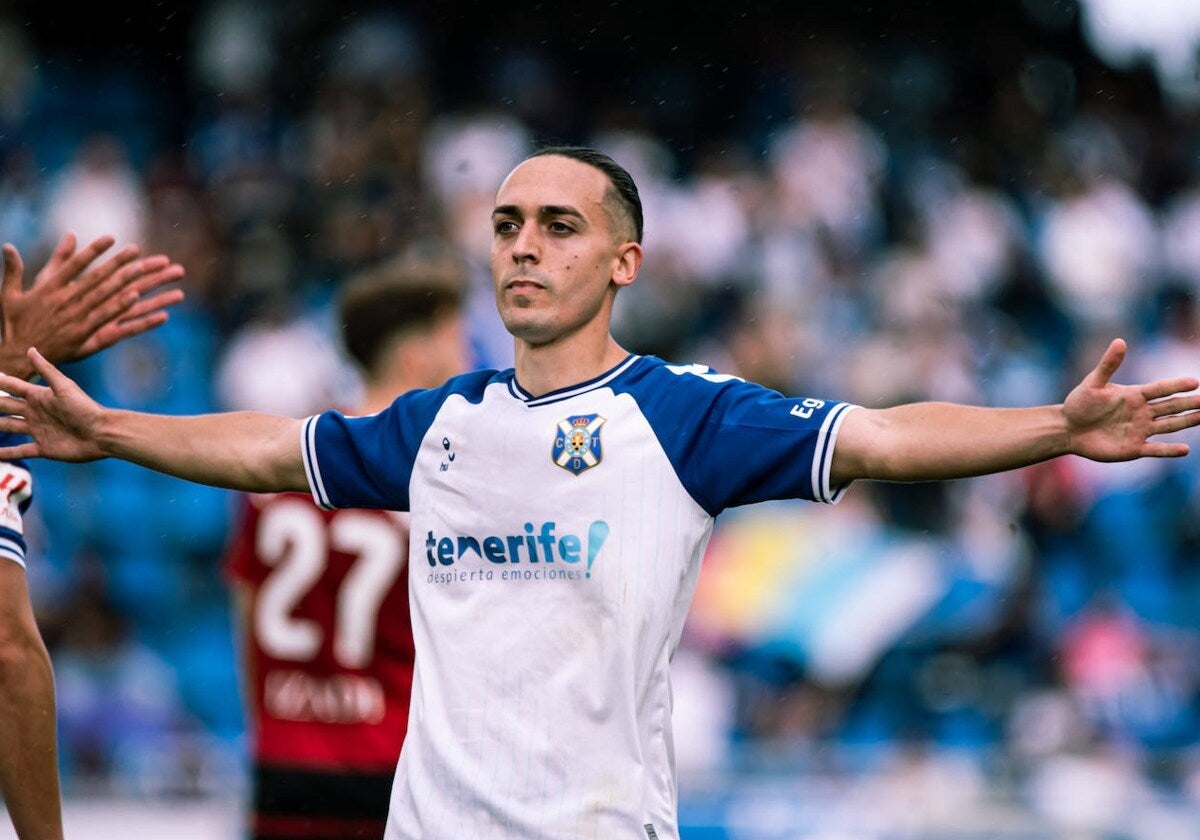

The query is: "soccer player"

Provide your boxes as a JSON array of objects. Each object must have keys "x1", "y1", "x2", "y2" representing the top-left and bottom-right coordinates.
[
  {"x1": 222, "y1": 266, "x2": 466, "y2": 840},
  {"x1": 0, "y1": 147, "x2": 1198, "y2": 840},
  {"x1": 0, "y1": 231, "x2": 184, "y2": 840}
]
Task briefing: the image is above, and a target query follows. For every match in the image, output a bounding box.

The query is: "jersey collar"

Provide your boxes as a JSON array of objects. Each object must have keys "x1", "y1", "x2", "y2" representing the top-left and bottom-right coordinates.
[{"x1": 507, "y1": 354, "x2": 640, "y2": 406}]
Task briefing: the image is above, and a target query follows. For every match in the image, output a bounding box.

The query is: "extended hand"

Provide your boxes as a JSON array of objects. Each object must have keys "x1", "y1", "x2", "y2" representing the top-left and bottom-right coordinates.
[
  {"x1": 0, "y1": 349, "x2": 107, "y2": 463},
  {"x1": 1, "y1": 233, "x2": 186, "y2": 379},
  {"x1": 1064, "y1": 338, "x2": 1200, "y2": 461}
]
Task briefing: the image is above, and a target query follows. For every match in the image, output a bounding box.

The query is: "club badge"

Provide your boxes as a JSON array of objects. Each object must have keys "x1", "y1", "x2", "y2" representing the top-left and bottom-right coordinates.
[{"x1": 552, "y1": 414, "x2": 606, "y2": 475}]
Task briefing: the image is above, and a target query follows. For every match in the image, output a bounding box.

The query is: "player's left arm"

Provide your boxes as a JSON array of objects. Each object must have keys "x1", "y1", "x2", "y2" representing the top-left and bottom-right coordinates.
[
  {"x1": 831, "y1": 338, "x2": 1200, "y2": 485},
  {"x1": 0, "y1": 233, "x2": 186, "y2": 380}
]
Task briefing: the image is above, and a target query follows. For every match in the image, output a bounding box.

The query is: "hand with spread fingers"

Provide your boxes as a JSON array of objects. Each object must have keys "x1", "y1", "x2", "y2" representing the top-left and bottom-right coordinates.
[
  {"x1": 0, "y1": 232, "x2": 186, "y2": 380},
  {"x1": 1063, "y1": 338, "x2": 1200, "y2": 461},
  {"x1": 0, "y1": 349, "x2": 107, "y2": 463}
]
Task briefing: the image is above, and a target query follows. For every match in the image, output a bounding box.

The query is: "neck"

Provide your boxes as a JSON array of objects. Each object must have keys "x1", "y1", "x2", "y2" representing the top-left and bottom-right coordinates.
[{"x1": 514, "y1": 330, "x2": 630, "y2": 397}]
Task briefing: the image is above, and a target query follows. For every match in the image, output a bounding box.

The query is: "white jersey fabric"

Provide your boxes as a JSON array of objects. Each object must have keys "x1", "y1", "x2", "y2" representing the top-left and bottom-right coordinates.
[
  {"x1": 0, "y1": 435, "x2": 33, "y2": 567},
  {"x1": 301, "y1": 354, "x2": 858, "y2": 840}
]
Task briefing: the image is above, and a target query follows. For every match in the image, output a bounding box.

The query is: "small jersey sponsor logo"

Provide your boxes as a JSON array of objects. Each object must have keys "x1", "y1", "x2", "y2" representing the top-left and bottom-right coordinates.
[{"x1": 553, "y1": 414, "x2": 606, "y2": 475}]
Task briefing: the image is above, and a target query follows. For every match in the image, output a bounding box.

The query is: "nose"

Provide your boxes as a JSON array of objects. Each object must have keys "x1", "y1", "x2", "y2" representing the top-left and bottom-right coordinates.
[{"x1": 511, "y1": 223, "x2": 540, "y2": 264}]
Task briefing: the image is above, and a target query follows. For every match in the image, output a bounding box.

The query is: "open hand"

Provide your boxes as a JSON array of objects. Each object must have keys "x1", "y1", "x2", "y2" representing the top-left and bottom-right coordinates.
[
  {"x1": 0, "y1": 348, "x2": 107, "y2": 463},
  {"x1": 0, "y1": 232, "x2": 186, "y2": 379},
  {"x1": 1064, "y1": 338, "x2": 1200, "y2": 461}
]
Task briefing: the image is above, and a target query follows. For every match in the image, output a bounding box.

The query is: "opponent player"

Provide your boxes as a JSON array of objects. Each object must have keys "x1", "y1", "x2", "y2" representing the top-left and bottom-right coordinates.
[
  {"x1": 222, "y1": 267, "x2": 466, "y2": 840},
  {"x1": 0, "y1": 232, "x2": 184, "y2": 840},
  {"x1": 1, "y1": 148, "x2": 1199, "y2": 840}
]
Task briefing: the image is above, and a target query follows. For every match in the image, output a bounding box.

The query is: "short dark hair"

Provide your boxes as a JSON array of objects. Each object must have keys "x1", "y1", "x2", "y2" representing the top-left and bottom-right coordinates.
[
  {"x1": 338, "y1": 260, "x2": 463, "y2": 374},
  {"x1": 527, "y1": 145, "x2": 644, "y2": 243}
]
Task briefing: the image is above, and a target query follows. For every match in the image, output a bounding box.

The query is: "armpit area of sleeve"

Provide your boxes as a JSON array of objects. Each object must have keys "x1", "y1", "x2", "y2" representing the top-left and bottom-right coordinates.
[
  {"x1": 301, "y1": 414, "x2": 335, "y2": 510},
  {"x1": 814, "y1": 403, "x2": 860, "y2": 504}
]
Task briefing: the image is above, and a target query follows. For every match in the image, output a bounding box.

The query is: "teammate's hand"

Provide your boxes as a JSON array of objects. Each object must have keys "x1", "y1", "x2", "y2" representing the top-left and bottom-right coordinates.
[{"x1": 0, "y1": 233, "x2": 186, "y2": 380}]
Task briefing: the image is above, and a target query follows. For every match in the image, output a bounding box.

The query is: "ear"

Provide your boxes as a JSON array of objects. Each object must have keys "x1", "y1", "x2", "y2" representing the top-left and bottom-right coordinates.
[{"x1": 611, "y1": 242, "x2": 643, "y2": 289}]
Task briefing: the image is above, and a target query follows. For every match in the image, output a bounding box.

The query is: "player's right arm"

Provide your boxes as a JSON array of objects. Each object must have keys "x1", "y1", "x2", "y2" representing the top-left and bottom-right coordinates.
[{"x1": 0, "y1": 349, "x2": 308, "y2": 493}]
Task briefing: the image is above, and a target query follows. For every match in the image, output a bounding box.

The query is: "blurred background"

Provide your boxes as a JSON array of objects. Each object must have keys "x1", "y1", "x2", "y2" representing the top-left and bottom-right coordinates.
[{"x1": 3, "y1": 0, "x2": 1200, "y2": 837}]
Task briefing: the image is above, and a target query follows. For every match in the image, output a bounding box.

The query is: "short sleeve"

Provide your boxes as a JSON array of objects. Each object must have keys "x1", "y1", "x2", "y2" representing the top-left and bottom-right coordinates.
[
  {"x1": 623, "y1": 362, "x2": 858, "y2": 515},
  {"x1": 301, "y1": 371, "x2": 495, "y2": 511}
]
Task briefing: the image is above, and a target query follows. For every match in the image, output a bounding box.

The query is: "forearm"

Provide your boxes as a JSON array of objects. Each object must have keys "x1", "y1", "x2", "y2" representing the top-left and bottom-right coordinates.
[
  {"x1": 0, "y1": 627, "x2": 62, "y2": 840},
  {"x1": 96, "y1": 409, "x2": 309, "y2": 492},
  {"x1": 835, "y1": 402, "x2": 1070, "y2": 483}
]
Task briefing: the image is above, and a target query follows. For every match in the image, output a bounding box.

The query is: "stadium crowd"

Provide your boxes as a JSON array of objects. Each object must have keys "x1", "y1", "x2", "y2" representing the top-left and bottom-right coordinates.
[{"x1": 4, "y1": 1, "x2": 1200, "y2": 836}]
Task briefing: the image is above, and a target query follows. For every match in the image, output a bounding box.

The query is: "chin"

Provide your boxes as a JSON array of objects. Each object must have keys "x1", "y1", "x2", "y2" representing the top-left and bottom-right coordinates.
[
  {"x1": 501, "y1": 306, "x2": 539, "y2": 330},
  {"x1": 504, "y1": 316, "x2": 559, "y2": 346}
]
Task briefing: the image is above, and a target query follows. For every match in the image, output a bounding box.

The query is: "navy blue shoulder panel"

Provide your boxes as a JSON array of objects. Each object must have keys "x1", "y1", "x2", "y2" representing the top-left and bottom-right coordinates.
[
  {"x1": 307, "y1": 368, "x2": 500, "y2": 510},
  {"x1": 609, "y1": 357, "x2": 856, "y2": 515}
]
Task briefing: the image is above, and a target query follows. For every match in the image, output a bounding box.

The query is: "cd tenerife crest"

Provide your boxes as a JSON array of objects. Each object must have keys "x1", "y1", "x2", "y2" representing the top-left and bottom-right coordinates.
[{"x1": 552, "y1": 414, "x2": 606, "y2": 475}]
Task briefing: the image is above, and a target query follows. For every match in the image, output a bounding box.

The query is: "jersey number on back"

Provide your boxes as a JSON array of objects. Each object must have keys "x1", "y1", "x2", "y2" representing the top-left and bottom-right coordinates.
[{"x1": 254, "y1": 500, "x2": 406, "y2": 669}]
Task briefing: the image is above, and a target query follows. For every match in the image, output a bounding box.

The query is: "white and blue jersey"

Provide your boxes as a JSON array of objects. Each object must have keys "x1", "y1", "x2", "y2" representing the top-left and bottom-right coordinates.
[
  {"x1": 0, "y1": 433, "x2": 33, "y2": 568},
  {"x1": 301, "y1": 354, "x2": 858, "y2": 840}
]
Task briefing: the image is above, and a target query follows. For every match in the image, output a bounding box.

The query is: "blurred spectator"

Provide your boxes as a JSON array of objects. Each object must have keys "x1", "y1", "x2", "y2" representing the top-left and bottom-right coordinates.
[
  {"x1": 421, "y1": 108, "x2": 531, "y2": 369},
  {"x1": 40, "y1": 133, "x2": 147, "y2": 253},
  {"x1": 214, "y1": 306, "x2": 352, "y2": 418},
  {"x1": 44, "y1": 555, "x2": 196, "y2": 796},
  {"x1": 1033, "y1": 117, "x2": 1161, "y2": 332}
]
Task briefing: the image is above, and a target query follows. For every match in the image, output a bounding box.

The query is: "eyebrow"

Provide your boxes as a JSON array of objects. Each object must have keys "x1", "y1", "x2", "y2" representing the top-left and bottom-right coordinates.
[{"x1": 491, "y1": 204, "x2": 587, "y2": 222}]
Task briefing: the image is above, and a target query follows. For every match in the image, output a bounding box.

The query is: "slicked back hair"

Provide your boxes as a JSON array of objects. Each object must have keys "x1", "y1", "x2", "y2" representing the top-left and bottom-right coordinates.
[{"x1": 527, "y1": 145, "x2": 644, "y2": 244}]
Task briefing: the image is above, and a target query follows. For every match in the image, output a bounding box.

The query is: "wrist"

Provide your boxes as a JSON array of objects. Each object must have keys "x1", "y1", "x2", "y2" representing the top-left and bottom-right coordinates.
[
  {"x1": 92, "y1": 406, "x2": 125, "y2": 458},
  {"x1": 1055, "y1": 403, "x2": 1075, "y2": 457}
]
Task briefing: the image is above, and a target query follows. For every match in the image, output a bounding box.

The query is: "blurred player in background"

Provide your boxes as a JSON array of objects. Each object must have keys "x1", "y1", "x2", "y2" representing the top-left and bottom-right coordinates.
[
  {"x1": 2, "y1": 148, "x2": 1200, "y2": 840},
  {"x1": 0, "y1": 232, "x2": 184, "y2": 840},
  {"x1": 221, "y1": 257, "x2": 467, "y2": 840}
]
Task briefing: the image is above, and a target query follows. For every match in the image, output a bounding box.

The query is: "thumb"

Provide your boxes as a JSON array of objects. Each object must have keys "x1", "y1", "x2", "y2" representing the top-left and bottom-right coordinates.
[
  {"x1": 1084, "y1": 338, "x2": 1127, "y2": 388},
  {"x1": 1, "y1": 244, "x2": 23, "y2": 299},
  {"x1": 27, "y1": 347, "x2": 67, "y2": 390}
]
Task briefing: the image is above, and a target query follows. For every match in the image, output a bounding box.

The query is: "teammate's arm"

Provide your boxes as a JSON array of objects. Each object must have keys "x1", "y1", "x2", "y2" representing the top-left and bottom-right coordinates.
[
  {"x1": 0, "y1": 561, "x2": 62, "y2": 840},
  {"x1": 0, "y1": 233, "x2": 184, "y2": 840},
  {"x1": 0, "y1": 349, "x2": 308, "y2": 493},
  {"x1": 831, "y1": 338, "x2": 1200, "y2": 485},
  {"x1": 1, "y1": 233, "x2": 185, "y2": 379}
]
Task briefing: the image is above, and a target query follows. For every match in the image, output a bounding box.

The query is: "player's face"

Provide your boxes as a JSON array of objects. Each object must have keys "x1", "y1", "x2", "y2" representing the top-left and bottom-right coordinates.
[{"x1": 490, "y1": 155, "x2": 638, "y2": 347}]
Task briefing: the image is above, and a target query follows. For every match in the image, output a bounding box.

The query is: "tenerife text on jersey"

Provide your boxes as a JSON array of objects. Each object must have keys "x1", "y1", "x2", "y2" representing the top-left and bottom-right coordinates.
[{"x1": 424, "y1": 520, "x2": 610, "y2": 585}]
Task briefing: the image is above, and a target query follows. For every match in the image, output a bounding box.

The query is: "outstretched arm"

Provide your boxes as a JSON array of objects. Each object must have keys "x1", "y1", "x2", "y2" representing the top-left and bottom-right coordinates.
[
  {"x1": 831, "y1": 338, "x2": 1200, "y2": 485},
  {"x1": 0, "y1": 232, "x2": 186, "y2": 380},
  {"x1": 0, "y1": 349, "x2": 309, "y2": 493}
]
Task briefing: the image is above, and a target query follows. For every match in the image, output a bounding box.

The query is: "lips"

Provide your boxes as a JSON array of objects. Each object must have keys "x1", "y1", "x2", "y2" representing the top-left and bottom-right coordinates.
[
  {"x1": 504, "y1": 272, "x2": 548, "y2": 292},
  {"x1": 507, "y1": 280, "x2": 544, "y2": 292}
]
